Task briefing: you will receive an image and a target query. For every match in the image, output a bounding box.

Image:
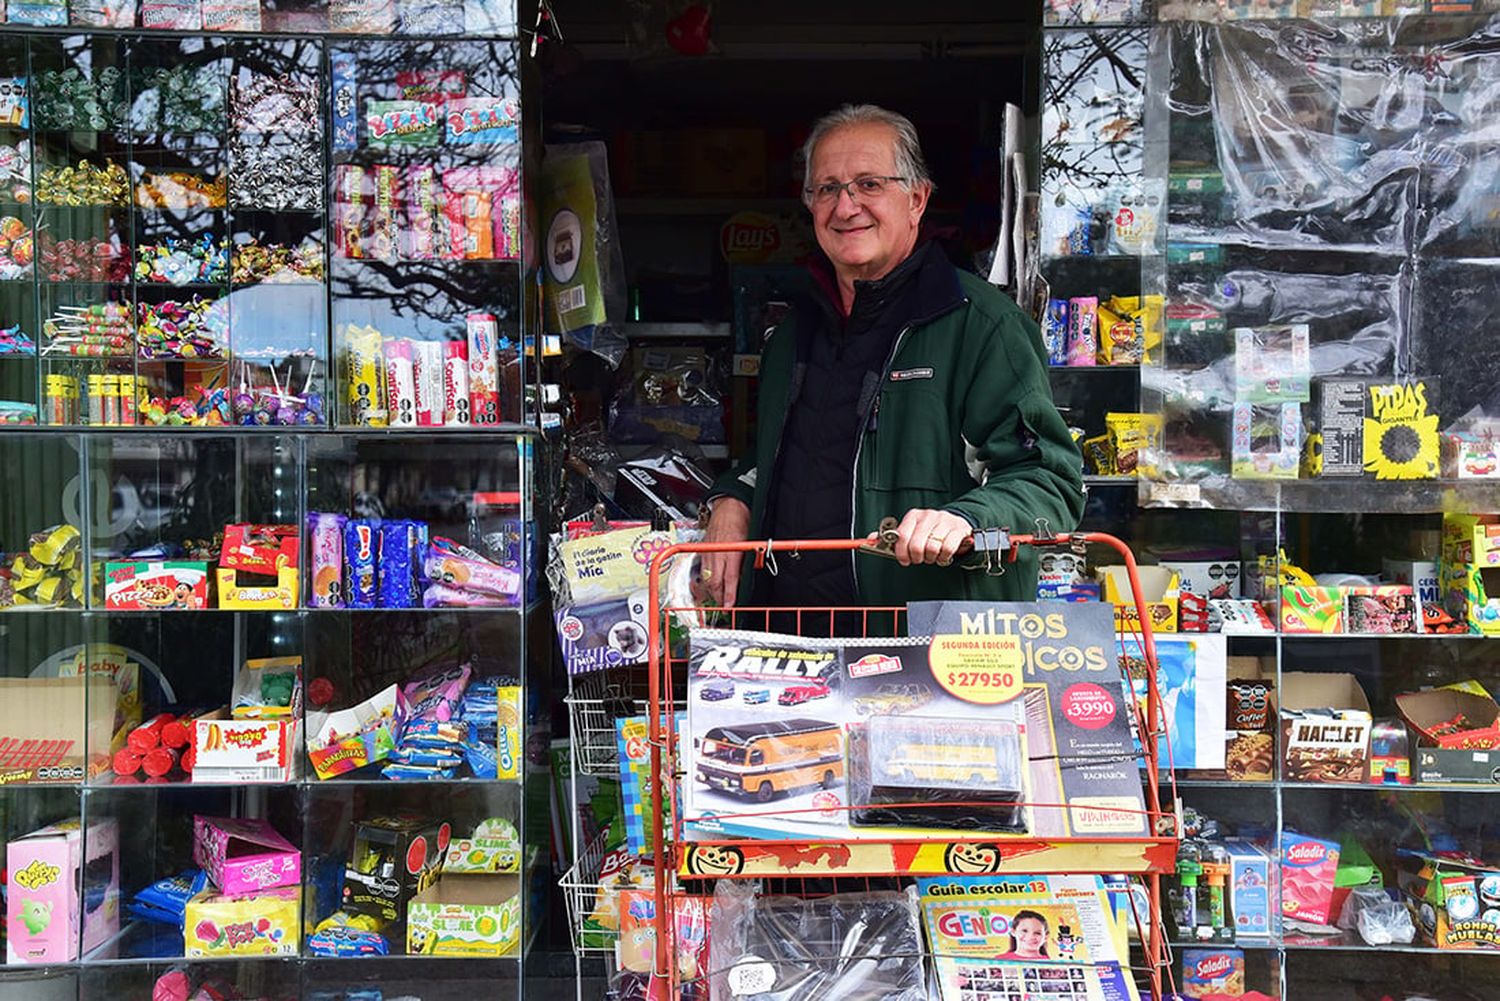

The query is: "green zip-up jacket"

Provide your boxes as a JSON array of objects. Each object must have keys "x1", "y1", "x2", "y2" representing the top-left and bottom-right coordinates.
[{"x1": 709, "y1": 249, "x2": 1086, "y2": 606}]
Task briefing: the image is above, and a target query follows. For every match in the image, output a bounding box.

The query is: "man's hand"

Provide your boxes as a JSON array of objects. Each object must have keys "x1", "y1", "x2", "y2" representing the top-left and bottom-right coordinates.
[
  {"x1": 701, "y1": 497, "x2": 751, "y2": 608},
  {"x1": 884, "y1": 508, "x2": 971, "y2": 567}
]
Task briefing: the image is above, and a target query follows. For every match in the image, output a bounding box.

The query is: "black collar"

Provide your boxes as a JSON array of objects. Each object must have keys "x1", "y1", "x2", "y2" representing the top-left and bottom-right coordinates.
[{"x1": 799, "y1": 241, "x2": 967, "y2": 340}]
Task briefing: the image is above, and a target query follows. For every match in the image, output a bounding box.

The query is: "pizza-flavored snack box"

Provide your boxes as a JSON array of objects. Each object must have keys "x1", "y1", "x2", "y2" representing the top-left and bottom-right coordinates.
[
  {"x1": 1280, "y1": 831, "x2": 1341, "y2": 926},
  {"x1": 192, "y1": 815, "x2": 301, "y2": 895},
  {"x1": 103, "y1": 561, "x2": 210, "y2": 610}
]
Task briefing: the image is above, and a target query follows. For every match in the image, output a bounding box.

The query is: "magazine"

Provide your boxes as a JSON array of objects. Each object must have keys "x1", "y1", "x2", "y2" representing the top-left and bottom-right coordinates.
[{"x1": 918, "y1": 873, "x2": 1140, "y2": 1001}]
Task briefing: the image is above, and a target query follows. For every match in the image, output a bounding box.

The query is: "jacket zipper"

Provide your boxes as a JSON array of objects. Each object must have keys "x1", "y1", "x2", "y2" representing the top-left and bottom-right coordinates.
[{"x1": 849, "y1": 296, "x2": 970, "y2": 594}]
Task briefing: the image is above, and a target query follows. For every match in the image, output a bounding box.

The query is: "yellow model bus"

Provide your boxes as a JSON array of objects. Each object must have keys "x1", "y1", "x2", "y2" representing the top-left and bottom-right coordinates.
[
  {"x1": 883, "y1": 742, "x2": 1002, "y2": 786},
  {"x1": 694, "y1": 719, "x2": 843, "y2": 803}
]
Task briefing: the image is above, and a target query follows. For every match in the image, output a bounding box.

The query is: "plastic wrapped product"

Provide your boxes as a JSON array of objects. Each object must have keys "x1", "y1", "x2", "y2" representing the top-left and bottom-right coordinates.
[
  {"x1": 846, "y1": 714, "x2": 1028, "y2": 833},
  {"x1": 708, "y1": 881, "x2": 926, "y2": 1001}
]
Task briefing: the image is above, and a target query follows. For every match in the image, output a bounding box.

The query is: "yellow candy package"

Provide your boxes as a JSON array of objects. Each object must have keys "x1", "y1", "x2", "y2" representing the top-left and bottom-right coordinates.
[
  {"x1": 345, "y1": 324, "x2": 388, "y2": 427},
  {"x1": 1098, "y1": 295, "x2": 1164, "y2": 365},
  {"x1": 1082, "y1": 433, "x2": 1116, "y2": 476},
  {"x1": 1105, "y1": 412, "x2": 1162, "y2": 477}
]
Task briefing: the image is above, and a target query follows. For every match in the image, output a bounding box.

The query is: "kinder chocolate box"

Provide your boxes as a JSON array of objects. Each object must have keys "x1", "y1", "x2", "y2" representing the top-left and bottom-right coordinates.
[
  {"x1": 1281, "y1": 831, "x2": 1340, "y2": 927},
  {"x1": 192, "y1": 816, "x2": 301, "y2": 894},
  {"x1": 5, "y1": 818, "x2": 119, "y2": 964},
  {"x1": 184, "y1": 885, "x2": 300, "y2": 956}
]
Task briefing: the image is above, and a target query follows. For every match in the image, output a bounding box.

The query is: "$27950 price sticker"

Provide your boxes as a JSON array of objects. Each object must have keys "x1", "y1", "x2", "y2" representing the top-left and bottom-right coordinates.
[{"x1": 929, "y1": 635, "x2": 1024, "y2": 705}]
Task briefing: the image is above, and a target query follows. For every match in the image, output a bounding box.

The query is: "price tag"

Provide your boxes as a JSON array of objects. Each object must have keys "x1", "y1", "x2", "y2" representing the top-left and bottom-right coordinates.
[
  {"x1": 928, "y1": 634, "x2": 1024, "y2": 705},
  {"x1": 729, "y1": 958, "x2": 776, "y2": 996}
]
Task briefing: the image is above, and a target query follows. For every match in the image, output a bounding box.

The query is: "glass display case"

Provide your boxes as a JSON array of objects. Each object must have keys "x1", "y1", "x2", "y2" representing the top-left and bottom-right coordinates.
[
  {"x1": 0, "y1": 9, "x2": 547, "y2": 1000},
  {"x1": 0, "y1": 430, "x2": 548, "y2": 999},
  {"x1": 1134, "y1": 9, "x2": 1500, "y2": 999}
]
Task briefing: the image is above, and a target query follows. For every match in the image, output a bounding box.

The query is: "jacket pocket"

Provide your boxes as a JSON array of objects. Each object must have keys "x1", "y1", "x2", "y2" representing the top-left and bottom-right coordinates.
[{"x1": 866, "y1": 384, "x2": 952, "y2": 493}]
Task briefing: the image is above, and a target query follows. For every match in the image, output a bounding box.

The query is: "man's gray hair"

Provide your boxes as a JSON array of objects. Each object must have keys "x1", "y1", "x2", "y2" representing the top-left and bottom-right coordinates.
[{"x1": 801, "y1": 104, "x2": 934, "y2": 196}]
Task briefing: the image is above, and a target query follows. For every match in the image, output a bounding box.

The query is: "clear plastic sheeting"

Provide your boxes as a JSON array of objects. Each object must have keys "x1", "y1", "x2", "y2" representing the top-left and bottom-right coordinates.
[
  {"x1": 1141, "y1": 14, "x2": 1500, "y2": 511},
  {"x1": 707, "y1": 882, "x2": 928, "y2": 1001}
]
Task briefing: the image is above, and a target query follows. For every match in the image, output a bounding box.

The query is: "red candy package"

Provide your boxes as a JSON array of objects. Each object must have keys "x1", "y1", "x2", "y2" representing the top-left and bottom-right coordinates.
[{"x1": 220, "y1": 524, "x2": 300, "y2": 575}]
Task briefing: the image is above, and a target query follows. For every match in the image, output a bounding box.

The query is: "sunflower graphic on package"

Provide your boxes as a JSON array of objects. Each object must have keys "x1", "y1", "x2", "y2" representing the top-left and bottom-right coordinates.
[{"x1": 1362, "y1": 381, "x2": 1440, "y2": 480}]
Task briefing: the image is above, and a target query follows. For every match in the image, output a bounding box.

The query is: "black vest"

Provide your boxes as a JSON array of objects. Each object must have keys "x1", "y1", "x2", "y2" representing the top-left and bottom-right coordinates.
[{"x1": 763, "y1": 244, "x2": 930, "y2": 609}]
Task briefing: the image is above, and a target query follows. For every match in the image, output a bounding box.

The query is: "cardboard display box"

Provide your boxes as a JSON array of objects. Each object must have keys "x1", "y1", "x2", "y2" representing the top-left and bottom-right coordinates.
[
  {"x1": 6, "y1": 818, "x2": 119, "y2": 964},
  {"x1": 192, "y1": 816, "x2": 300, "y2": 895},
  {"x1": 1225, "y1": 839, "x2": 1276, "y2": 938},
  {"x1": 1280, "y1": 672, "x2": 1372, "y2": 783},
  {"x1": 1441, "y1": 514, "x2": 1500, "y2": 635},
  {"x1": 184, "y1": 886, "x2": 300, "y2": 957},
  {"x1": 1398, "y1": 686, "x2": 1500, "y2": 784},
  {"x1": 1158, "y1": 559, "x2": 1243, "y2": 600},
  {"x1": 216, "y1": 565, "x2": 300, "y2": 610},
  {"x1": 406, "y1": 874, "x2": 520, "y2": 956},
  {"x1": 343, "y1": 815, "x2": 450, "y2": 925},
  {"x1": 306, "y1": 684, "x2": 406, "y2": 779},
  {"x1": 442, "y1": 817, "x2": 521, "y2": 875},
  {"x1": 193, "y1": 658, "x2": 302, "y2": 783},
  {"x1": 103, "y1": 561, "x2": 210, "y2": 610},
  {"x1": 1219, "y1": 656, "x2": 1276, "y2": 783},
  {"x1": 1098, "y1": 565, "x2": 1180, "y2": 633},
  {"x1": 1281, "y1": 585, "x2": 1345, "y2": 634},
  {"x1": 1345, "y1": 585, "x2": 1419, "y2": 634},
  {"x1": 1383, "y1": 559, "x2": 1440, "y2": 619},
  {"x1": 0, "y1": 676, "x2": 118, "y2": 784},
  {"x1": 1400, "y1": 853, "x2": 1500, "y2": 950}
]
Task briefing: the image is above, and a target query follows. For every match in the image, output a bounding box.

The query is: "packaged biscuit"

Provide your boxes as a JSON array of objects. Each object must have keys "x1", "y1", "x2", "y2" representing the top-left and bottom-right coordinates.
[
  {"x1": 1042, "y1": 298, "x2": 1068, "y2": 366},
  {"x1": 345, "y1": 324, "x2": 387, "y2": 427},
  {"x1": 1067, "y1": 295, "x2": 1098, "y2": 366}
]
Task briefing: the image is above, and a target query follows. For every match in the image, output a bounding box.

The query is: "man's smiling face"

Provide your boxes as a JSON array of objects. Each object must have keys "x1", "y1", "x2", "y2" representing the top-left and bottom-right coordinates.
[{"x1": 807, "y1": 121, "x2": 930, "y2": 285}]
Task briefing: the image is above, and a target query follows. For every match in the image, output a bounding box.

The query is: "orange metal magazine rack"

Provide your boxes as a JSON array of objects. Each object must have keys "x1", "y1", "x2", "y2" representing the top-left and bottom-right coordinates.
[{"x1": 643, "y1": 526, "x2": 1184, "y2": 1001}]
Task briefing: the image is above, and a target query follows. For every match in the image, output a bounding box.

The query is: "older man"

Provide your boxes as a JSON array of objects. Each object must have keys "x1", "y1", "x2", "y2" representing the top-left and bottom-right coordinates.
[{"x1": 701, "y1": 104, "x2": 1084, "y2": 610}]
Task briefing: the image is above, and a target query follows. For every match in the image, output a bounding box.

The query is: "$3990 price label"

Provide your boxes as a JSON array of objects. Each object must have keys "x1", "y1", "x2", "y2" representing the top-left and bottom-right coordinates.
[{"x1": 928, "y1": 635, "x2": 1024, "y2": 705}]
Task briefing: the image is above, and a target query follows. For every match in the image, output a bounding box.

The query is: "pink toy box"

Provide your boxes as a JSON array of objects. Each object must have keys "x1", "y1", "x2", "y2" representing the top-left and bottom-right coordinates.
[
  {"x1": 192, "y1": 815, "x2": 301, "y2": 895},
  {"x1": 6, "y1": 817, "x2": 119, "y2": 963}
]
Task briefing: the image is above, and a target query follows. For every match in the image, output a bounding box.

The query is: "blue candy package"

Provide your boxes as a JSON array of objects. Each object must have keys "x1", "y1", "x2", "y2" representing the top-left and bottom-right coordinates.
[
  {"x1": 383, "y1": 763, "x2": 457, "y2": 780},
  {"x1": 132, "y1": 868, "x2": 209, "y2": 926},
  {"x1": 377, "y1": 519, "x2": 415, "y2": 608},
  {"x1": 345, "y1": 519, "x2": 378, "y2": 608},
  {"x1": 1043, "y1": 298, "x2": 1069, "y2": 366},
  {"x1": 390, "y1": 747, "x2": 463, "y2": 768},
  {"x1": 307, "y1": 924, "x2": 391, "y2": 958}
]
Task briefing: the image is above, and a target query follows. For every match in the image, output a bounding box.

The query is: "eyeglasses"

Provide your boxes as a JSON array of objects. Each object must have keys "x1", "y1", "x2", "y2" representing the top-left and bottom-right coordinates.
[{"x1": 803, "y1": 175, "x2": 909, "y2": 206}]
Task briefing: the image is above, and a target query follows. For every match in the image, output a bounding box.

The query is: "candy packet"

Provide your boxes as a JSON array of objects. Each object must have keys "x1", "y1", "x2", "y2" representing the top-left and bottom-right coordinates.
[{"x1": 401, "y1": 663, "x2": 472, "y2": 724}]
